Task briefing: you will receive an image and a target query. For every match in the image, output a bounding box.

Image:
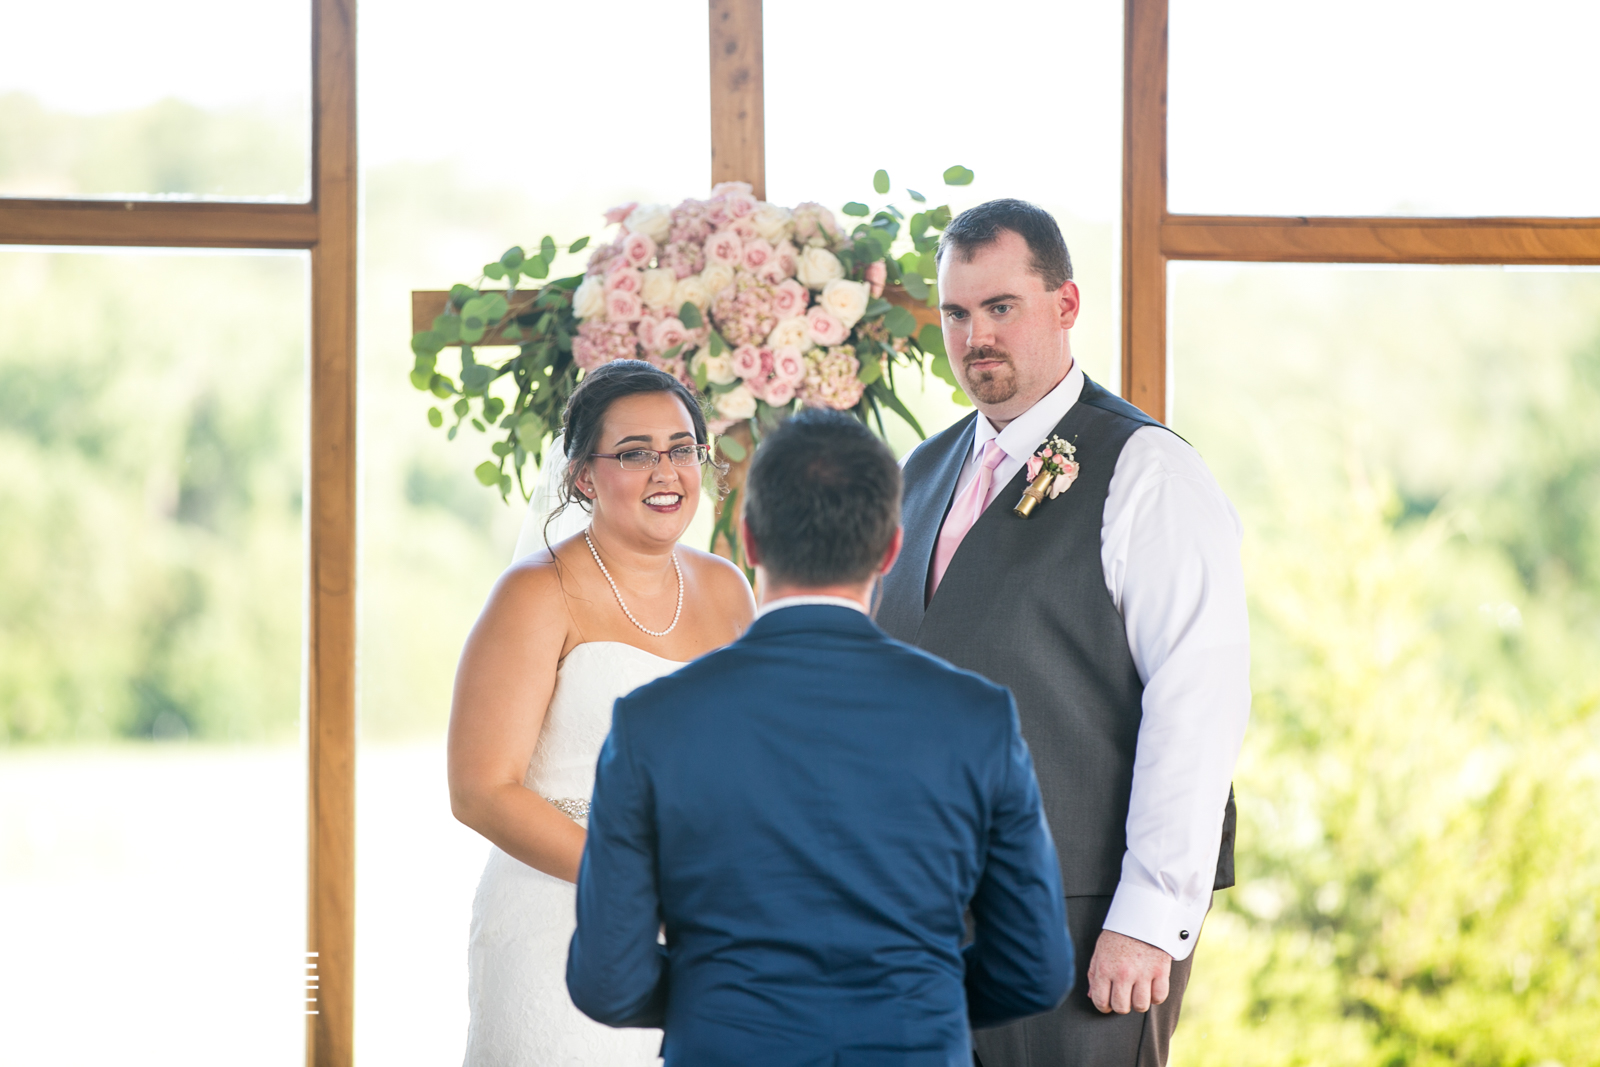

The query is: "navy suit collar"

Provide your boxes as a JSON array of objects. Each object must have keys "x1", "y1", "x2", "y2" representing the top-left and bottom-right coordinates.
[{"x1": 742, "y1": 603, "x2": 885, "y2": 643}]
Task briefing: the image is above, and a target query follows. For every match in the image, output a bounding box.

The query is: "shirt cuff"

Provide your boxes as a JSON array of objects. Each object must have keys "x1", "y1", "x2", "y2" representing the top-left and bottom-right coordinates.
[{"x1": 1101, "y1": 881, "x2": 1210, "y2": 961}]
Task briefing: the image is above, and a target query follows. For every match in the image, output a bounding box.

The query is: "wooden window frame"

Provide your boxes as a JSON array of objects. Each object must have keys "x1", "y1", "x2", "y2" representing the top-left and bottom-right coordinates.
[
  {"x1": 1121, "y1": 0, "x2": 1600, "y2": 422},
  {"x1": 0, "y1": 2, "x2": 357, "y2": 1063}
]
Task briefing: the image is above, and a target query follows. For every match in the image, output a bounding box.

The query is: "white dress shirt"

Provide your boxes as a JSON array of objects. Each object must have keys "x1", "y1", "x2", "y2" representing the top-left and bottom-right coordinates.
[
  {"x1": 754, "y1": 594, "x2": 870, "y2": 620},
  {"x1": 934, "y1": 362, "x2": 1250, "y2": 960}
]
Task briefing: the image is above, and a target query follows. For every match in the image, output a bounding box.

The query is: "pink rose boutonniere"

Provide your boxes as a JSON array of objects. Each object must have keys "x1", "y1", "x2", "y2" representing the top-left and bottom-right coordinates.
[{"x1": 1014, "y1": 434, "x2": 1079, "y2": 517}]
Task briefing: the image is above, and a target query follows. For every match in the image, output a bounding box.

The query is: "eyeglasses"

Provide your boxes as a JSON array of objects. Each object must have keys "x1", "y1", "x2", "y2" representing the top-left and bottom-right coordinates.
[{"x1": 590, "y1": 444, "x2": 711, "y2": 471}]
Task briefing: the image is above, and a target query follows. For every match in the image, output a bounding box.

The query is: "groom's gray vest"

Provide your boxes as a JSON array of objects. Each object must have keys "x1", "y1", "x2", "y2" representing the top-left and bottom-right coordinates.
[{"x1": 878, "y1": 375, "x2": 1235, "y2": 896}]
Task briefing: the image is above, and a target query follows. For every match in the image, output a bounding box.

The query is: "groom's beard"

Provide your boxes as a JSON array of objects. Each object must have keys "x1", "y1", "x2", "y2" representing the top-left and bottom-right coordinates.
[{"x1": 960, "y1": 346, "x2": 1019, "y2": 405}]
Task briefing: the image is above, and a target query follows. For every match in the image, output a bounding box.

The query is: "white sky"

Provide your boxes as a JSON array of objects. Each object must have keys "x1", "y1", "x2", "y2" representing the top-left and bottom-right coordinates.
[{"x1": 6, "y1": 0, "x2": 1593, "y2": 219}]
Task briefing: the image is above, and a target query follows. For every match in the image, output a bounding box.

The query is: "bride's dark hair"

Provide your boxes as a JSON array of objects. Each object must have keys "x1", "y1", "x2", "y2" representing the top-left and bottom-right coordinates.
[{"x1": 544, "y1": 359, "x2": 725, "y2": 544}]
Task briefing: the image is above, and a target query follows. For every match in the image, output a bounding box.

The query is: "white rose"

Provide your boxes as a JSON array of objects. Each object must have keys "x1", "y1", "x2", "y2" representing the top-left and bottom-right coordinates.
[
  {"x1": 623, "y1": 203, "x2": 672, "y2": 243},
  {"x1": 715, "y1": 383, "x2": 758, "y2": 420},
  {"x1": 672, "y1": 274, "x2": 710, "y2": 311},
  {"x1": 796, "y1": 246, "x2": 845, "y2": 290},
  {"x1": 700, "y1": 261, "x2": 736, "y2": 296},
  {"x1": 573, "y1": 275, "x2": 607, "y2": 320},
  {"x1": 820, "y1": 278, "x2": 871, "y2": 330},
  {"x1": 751, "y1": 203, "x2": 793, "y2": 243},
  {"x1": 766, "y1": 315, "x2": 815, "y2": 351},
  {"x1": 698, "y1": 353, "x2": 738, "y2": 385},
  {"x1": 640, "y1": 267, "x2": 678, "y2": 309}
]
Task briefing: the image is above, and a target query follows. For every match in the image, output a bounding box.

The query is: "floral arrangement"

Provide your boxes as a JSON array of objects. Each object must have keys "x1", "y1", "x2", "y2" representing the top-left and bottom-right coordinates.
[{"x1": 407, "y1": 167, "x2": 976, "y2": 548}]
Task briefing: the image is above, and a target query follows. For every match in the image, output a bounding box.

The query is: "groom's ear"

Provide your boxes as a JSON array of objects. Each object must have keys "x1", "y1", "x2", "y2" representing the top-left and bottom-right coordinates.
[
  {"x1": 877, "y1": 526, "x2": 904, "y2": 577},
  {"x1": 739, "y1": 516, "x2": 763, "y2": 567}
]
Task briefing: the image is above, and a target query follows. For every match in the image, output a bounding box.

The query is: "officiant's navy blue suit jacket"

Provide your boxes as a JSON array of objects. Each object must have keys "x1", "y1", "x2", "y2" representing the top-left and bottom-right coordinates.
[{"x1": 567, "y1": 603, "x2": 1074, "y2": 1067}]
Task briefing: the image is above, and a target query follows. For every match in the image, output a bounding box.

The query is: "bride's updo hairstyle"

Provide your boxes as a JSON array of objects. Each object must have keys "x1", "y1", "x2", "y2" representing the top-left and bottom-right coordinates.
[{"x1": 549, "y1": 359, "x2": 720, "y2": 532}]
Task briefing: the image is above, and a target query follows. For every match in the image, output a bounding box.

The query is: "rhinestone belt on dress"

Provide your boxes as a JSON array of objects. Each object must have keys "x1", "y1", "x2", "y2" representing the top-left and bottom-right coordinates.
[{"x1": 544, "y1": 797, "x2": 589, "y2": 821}]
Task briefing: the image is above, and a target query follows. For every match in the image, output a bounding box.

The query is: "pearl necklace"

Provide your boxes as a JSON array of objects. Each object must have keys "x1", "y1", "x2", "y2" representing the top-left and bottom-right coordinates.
[{"x1": 584, "y1": 530, "x2": 683, "y2": 638}]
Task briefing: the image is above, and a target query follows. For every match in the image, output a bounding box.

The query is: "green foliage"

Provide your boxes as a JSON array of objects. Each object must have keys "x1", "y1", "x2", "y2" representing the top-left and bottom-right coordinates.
[
  {"x1": 942, "y1": 164, "x2": 974, "y2": 186},
  {"x1": 1169, "y1": 267, "x2": 1600, "y2": 1067}
]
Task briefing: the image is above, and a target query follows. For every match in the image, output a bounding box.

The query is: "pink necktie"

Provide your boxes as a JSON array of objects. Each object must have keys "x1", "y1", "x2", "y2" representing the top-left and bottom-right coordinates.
[{"x1": 930, "y1": 440, "x2": 1007, "y2": 596}]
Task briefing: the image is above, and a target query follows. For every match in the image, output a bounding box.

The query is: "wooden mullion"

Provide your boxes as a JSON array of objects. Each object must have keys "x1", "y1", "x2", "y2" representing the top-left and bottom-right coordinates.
[
  {"x1": 0, "y1": 198, "x2": 318, "y2": 249},
  {"x1": 709, "y1": 0, "x2": 765, "y2": 199},
  {"x1": 1121, "y1": 0, "x2": 1169, "y2": 422},
  {"x1": 1161, "y1": 213, "x2": 1600, "y2": 265},
  {"x1": 305, "y1": 0, "x2": 358, "y2": 1064}
]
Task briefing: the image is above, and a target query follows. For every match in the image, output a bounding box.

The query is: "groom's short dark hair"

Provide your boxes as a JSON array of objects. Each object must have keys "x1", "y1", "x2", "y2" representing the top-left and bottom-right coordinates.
[
  {"x1": 937, "y1": 198, "x2": 1073, "y2": 291},
  {"x1": 745, "y1": 409, "x2": 901, "y2": 587}
]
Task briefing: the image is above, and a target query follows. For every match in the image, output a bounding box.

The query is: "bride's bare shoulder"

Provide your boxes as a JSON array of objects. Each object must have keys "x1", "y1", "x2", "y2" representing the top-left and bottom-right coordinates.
[
  {"x1": 497, "y1": 536, "x2": 590, "y2": 607},
  {"x1": 679, "y1": 546, "x2": 756, "y2": 622}
]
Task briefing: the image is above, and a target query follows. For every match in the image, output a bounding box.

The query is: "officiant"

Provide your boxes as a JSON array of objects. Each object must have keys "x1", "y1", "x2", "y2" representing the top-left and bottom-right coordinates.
[{"x1": 877, "y1": 199, "x2": 1250, "y2": 1067}]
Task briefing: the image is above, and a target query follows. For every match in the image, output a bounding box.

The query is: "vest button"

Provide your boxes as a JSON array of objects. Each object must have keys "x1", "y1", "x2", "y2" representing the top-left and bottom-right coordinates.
[{"x1": 1179, "y1": 930, "x2": 1190, "y2": 940}]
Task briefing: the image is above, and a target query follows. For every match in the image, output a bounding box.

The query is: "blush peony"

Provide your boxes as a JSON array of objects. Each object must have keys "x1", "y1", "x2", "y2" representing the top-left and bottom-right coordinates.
[{"x1": 805, "y1": 306, "x2": 849, "y2": 347}]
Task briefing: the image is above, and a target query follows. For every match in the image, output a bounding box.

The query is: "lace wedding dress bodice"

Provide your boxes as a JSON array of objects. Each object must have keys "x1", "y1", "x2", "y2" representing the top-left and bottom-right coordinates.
[{"x1": 464, "y1": 642, "x2": 683, "y2": 1067}]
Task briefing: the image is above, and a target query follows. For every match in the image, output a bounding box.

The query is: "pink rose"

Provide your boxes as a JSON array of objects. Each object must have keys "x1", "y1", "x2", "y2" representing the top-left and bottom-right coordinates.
[
  {"x1": 764, "y1": 378, "x2": 796, "y2": 407},
  {"x1": 606, "y1": 289, "x2": 643, "y2": 323},
  {"x1": 805, "y1": 306, "x2": 848, "y2": 347},
  {"x1": 770, "y1": 279, "x2": 809, "y2": 319},
  {"x1": 605, "y1": 264, "x2": 643, "y2": 294},
  {"x1": 1026, "y1": 455, "x2": 1043, "y2": 481},
  {"x1": 652, "y1": 317, "x2": 690, "y2": 354},
  {"x1": 729, "y1": 217, "x2": 760, "y2": 241},
  {"x1": 707, "y1": 417, "x2": 737, "y2": 435},
  {"x1": 604, "y1": 201, "x2": 638, "y2": 226},
  {"x1": 744, "y1": 373, "x2": 768, "y2": 400},
  {"x1": 865, "y1": 259, "x2": 887, "y2": 298},
  {"x1": 742, "y1": 238, "x2": 774, "y2": 273},
  {"x1": 622, "y1": 231, "x2": 657, "y2": 269},
  {"x1": 634, "y1": 316, "x2": 657, "y2": 350},
  {"x1": 731, "y1": 344, "x2": 764, "y2": 380},
  {"x1": 705, "y1": 229, "x2": 744, "y2": 267},
  {"x1": 723, "y1": 192, "x2": 758, "y2": 219},
  {"x1": 773, "y1": 346, "x2": 806, "y2": 385}
]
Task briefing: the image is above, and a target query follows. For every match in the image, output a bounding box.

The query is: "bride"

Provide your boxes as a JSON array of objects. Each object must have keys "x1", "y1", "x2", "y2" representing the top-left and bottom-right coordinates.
[{"x1": 448, "y1": 360, "x2": 756, "y2": 1065}]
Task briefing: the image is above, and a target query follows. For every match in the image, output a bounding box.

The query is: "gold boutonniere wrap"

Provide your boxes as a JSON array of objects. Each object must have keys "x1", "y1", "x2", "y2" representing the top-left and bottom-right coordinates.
[{"x1": 1014, "y1": 435, "x2": 1080, "y2": 518}]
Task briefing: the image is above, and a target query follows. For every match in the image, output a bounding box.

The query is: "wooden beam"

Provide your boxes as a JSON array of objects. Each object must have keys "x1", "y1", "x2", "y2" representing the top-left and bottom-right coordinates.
[
  {"x1": 1161, "y1": 213, "x2": 1600, "y2": 265},
  {"x1": 411, "y1": 284, "x2": 939, "y2": 343},
  {"x1": 305, "y1": 0, "x2": 357, "y2": 1064},
  {"x1": 1121, "y1": 0, "x2": 1169, "y2": 422},
  {"x1": 0, "y1": 198, "x2": 318, "y2": 249},
  {"x1": 708, "y1": 0, "x2": 765, "y2": 199}
]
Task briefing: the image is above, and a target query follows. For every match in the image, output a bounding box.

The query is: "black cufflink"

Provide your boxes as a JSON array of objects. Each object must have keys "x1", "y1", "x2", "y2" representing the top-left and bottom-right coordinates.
[{"x1": 1179, "y1": 930, "x2": 1190, "y2": 940}]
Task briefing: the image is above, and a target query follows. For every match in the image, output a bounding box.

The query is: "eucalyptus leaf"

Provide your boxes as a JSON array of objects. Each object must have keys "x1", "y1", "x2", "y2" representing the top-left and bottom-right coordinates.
[
  {"x1": 492, "y1": 440, "x2": 512, "y2": 456},
  {"x1": 907, "y1": 188, "x2": 926, "y2": 203},
  {"x1": 427, "y1": 407, "x2": 443, "y2": 428},
  {"x1": 501, "y1": 246, "x2": 525, "y2": 269},
  {"x1": 431, "y1": 315, "x2": 461, "y2": 344},
  {"x1": 460, "y1": 320, "x2": 486, "y2": 344},
  {"x1": 540, "y1": 235, "x2": 556, "y2": 260},
  {"x1": 528, "y1": 255, "x2": 550, "y2": 280},
  {"x1": 718, "y1": 435, "x2": 747, "y2": 462},
  {"x1": 410, "y1": 368, "x2": 432, "y2": 390},
  {"x1": 484, "y1": 262, "x2": 506, "y2": 280},
  {"x1": 930, "y1": 351, "x2": 958, "y2": 387},
  {"x1": 454, "y1": 398, "x2": 471, "y2": 417},
  {"x1": 678, "y1": 302, "x2": 704, "y2": 329},
  {"x1": 471, "y1": 418, "x2": 486, "y2": 432},
  {"x1": 883, "y1": 306, "x2": 918, "y2": 339},
  {"x1": 919, "y1": 324, "x2": 949, "y2": 361},
  {"x1": 864, "y1": 297, "x2": 893, "y2": 319},
  {"x1": 475, "y1": 461, "x2": 501, "y2": 487},
  {"x1": 942, "y1": 164, "x2": 974, "y2": 186},
  {"x1": 842, "y1": 201, "x2": 870, "y2": 217},
  {"x1": 857, "y1": 357, "x2": 883, "y2": 385},
  {"x1": 429, "y1": 375, "x2": 454, "y2": 399},
  {"x1": 873, "y1": 169, "x2": 890, "y2": 195},
  {"x1": 569, "y1": 236, "x2": 590, "y2": 253},
  {"x1": 411, "y1": 331, "x2": 443, "y2": 357},
  {"x1": 448, "y1": 424, "x2": 459, "y2": 441},
  {"x1": 902, "y1": 273, "x2": 929, "y2": 300},
  {"x1": 449, "y1": 283, "x2": 476, "y2": 308}
]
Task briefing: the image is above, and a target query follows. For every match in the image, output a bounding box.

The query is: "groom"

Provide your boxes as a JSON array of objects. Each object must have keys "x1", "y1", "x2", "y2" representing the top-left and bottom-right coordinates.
[
  {"x1": 567, "y1": 409, "x2": 1075, "y2": 1066},
  {"x1": 877, "y1": 200, "x2": 1250, "y2": 1067}
]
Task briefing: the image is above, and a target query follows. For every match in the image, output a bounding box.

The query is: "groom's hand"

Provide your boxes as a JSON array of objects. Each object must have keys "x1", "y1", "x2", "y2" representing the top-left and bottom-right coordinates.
[{"x1": 1087, "y1": 930, "x2": 1172, "y2": 1014}]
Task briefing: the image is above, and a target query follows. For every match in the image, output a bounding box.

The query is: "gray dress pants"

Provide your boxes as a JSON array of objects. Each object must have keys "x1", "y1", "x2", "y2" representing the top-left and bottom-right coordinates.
[{"x1": 973, "y1": 894, "x2": 1204, "y2": 1067}]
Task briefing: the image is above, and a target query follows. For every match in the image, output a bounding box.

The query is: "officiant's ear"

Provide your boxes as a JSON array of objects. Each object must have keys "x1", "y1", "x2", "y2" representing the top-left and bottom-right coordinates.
[{"x1": 877, "y1": 526, "x2": 904, "y2": 576}]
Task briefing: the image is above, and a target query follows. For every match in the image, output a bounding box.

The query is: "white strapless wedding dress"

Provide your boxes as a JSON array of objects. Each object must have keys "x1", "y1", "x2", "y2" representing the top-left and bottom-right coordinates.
[{"x1": 463, "y1": 642, "x2": 683, "y2": 1067}]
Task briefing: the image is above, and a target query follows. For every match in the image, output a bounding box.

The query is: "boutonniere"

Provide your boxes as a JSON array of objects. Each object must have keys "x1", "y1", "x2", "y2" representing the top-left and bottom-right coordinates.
[{"x1": 1014, "y1": 435, "x2": 1079, "y2": 518}]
